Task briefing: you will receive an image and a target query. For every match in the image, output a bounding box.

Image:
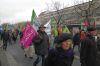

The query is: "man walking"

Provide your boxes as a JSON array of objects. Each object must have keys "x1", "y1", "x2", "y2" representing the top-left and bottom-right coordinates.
[
  {"x1": 80, "y1": 26, "x2": 98, "y2": 66},
  {"x1": 1, "y1": 29, "x2": 9, "y2": 51},
  {"x1": 73, "y1": 32, "x2": 80, "y2": 52},
  {"x1": 33, "y1": 24, "x2": 49, "y2": 66}
]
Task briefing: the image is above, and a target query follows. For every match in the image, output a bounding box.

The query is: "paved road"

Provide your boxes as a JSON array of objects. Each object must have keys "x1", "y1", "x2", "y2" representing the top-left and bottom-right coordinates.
[
  {"x1": 72, "y1": 46, "x2": 81, "y2": 66},
  {"x1": 1, "y1": 40, "x2": 81, "y2": 66}
]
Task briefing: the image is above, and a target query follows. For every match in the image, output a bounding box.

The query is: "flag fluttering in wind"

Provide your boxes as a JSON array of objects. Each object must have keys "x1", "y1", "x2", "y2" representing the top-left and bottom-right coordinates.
[
  {"x1": 52, "y1": 27, "x2": 58, "y2": 36},
  {"x1": 20, "y1": 22, "x2": 38, "y2": 48},
  {"x1": 31, "y1": 10, "x2": 37, "y2": 25},
  {"x1": 31, "y1": 9, "x2": 40, "y2": 31},
  {"x1": 50, "y1": 18, "x2": 58, "y2": 36},
  {"x1": 82, "y1": 20, "x2": 89, "y2": 27},
  {"x1": 63, "y1": 25, "x2": 70, "y2": 33},
  {"x1": 44, "y1": 20, "x2": 51, "y2": 35}
]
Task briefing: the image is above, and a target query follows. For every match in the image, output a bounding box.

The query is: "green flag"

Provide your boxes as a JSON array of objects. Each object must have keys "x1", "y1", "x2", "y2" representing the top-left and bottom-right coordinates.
[
  {"x1": 50, "y1": 17, "x2": 58, "y2": 36},
  {"x1": 31, "y1": 9, "x2": 37, "y2": 25},
  {"x1": 63, "y1": 25, "x2": 70, "y2": 33},
  {"x1": 52, "y1": 27, "x2": 58, "y2": 37}
]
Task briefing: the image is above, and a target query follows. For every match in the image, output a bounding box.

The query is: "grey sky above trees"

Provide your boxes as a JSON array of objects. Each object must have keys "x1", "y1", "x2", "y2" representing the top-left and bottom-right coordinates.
[{"x1": 0, "y1": 0, "x2": 88, "y2": 24}]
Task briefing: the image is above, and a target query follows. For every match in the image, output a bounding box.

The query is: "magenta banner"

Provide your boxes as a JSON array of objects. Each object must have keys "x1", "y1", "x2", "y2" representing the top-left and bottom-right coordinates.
[{"x1": 20, "y1": 22, "x2": 38, "y2": 48}]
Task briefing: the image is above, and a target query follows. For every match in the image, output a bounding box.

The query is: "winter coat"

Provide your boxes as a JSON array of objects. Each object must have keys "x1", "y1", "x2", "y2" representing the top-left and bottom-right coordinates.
[
  {"x1": 80, "y1": 34, "x2": 98, "y2": 66},
  {"x1": 12, "y1": 32, "x2": 17, "y2": 41},
  {"x1": 96, "y1": 36, "x2": 100, "y2": 66},
  {"x1": 19, "y1": 31, "x2": 23, "y2": 39},
  {"x1": 97, "y1": 37, "x2": 100, "y2": 51},
  {"x1": 45, "y1": 47, "x2": 74, "y2": 66},
  {"x1": 33, "y1": 30, "x2": 49, "y2": 56},
  {"x1": 73, "y1": 33, "x2": 80, "y2": 45},
  {"x1": 96, "y1": 51, "x2": 100, "y2": 66},
  {"x1": 1, "y1": 31, "x2": 9, "y2": 41}
]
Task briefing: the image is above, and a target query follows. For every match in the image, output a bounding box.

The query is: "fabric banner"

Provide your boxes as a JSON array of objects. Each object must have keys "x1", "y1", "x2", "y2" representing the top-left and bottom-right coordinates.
[
  {"x1": 31, "y1": 9, "x2": 40, "y2": 31},
  {"x1": 31, "y1": 10, "x2": 37, "y2": 25},
  {"x1": 44, "y1": 20, "x2": 51, "y2": 35},
  {"x1": 20, "y1": 22, "x2": 38, "y2": 48},
  {"x1": 82, "y1": 20, "x2": 89, "y2": 26},
  {"x1": 63, "y1": 25, "x2": 70, "y2": 33}
]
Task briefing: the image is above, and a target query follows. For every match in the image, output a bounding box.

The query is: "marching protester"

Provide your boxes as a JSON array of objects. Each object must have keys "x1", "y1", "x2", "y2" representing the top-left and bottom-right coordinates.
[
  {"x1": 97, "y1": 34, "x2": 100, "y2": 51},
  {"x1": 19, "y1": 22, "x2": 37, "y2": 59},
  {"x1": 1, "y1": 29, "x2": 9, "y2": 51},
  {"x1": 80, "y1": 26, "x2": 98, "y2": 66},
  {"x1": 24, "y1": 42, "x2": 34, "y2": 59},
  {"x1": 45, "y1": 33, "x2": 74, "y2": 66},
  {"x1": 19, "y1": 31, "x2": 23, "y2": 39},
  {"x1": 12, "y1": 29, "x2": 18, "y2": 43},
  {"x1": 33, "y1": 24, "x2": 49, "y2": 66},
  {"x1": 8, "y1": 30, "x2": 13, "y2": 45},
  {"x1": 73, "y1": 32, "x2": 80, "y2": 52},
  {"x1": 80, "y1": 30, "x2": 86, "y2": 41},
  {"x1": 96, "y1": 33, "x2": 100, "y2": 66}
]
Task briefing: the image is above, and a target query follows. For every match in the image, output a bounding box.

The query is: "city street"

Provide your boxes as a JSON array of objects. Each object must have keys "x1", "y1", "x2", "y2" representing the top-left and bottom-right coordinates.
[
  {"x1": 0, "y1": 40, "x2": 81, "y2": 66},
  {"x1": 0, "y1": 0, "x2": 100, "y2": 66}
]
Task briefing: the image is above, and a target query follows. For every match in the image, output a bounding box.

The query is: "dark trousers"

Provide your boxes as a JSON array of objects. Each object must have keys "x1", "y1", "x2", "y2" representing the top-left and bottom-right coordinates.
[
  {"x1": 33, "y1": 55, "x2": 45, "y2": 66},
  {"x1": 3, "y1": 40, "x2": 8, "y2": 50}
]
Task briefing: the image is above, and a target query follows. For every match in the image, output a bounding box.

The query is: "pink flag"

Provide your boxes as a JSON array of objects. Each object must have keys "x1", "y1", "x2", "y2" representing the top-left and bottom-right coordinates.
[
  {"x1": 20, "y1": 22, "x2": 38, "y2": 48},
  {"x1": 83, "y1": 20, "x2": 89, "y2": 26}
]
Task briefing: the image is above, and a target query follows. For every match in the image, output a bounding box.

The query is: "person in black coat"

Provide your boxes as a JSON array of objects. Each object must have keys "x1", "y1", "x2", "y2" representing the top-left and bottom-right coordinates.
[
  {"x1": 1, "y1": 29, "x2": 9, "y2": 50},
  {"x1": 73, "y1": 32, "x2": 80, "y2": 52},
  {"x1": 96, "y1": 34, "x2": 100, "y2": 66},
  {"x1": 80, "y1": 26, "x2": 98, "y2": 66},
  {"x1": 97, "y1": 35, "x2": 100, "y2": 51},
  {"x1": 33, "y1": 24, "x2": 49, "y2": 66},
  {"x1": 45, "y1": 33, "x2": 74, "y2": 66}
]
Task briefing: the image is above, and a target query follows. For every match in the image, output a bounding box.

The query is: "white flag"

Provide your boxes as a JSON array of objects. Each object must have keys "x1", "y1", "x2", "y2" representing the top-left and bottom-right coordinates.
[{"x1": 44, "y1": 20, "x2": 51, "y2": 35}]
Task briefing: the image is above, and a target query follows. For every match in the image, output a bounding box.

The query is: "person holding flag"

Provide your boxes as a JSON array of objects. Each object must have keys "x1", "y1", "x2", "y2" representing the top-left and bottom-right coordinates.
[
  {"x1": 33, "y1": 24, "x2": 49, "y2": 66},
  {"x1": 20, "y1": 22, "x2": 38, "y2": 59}
]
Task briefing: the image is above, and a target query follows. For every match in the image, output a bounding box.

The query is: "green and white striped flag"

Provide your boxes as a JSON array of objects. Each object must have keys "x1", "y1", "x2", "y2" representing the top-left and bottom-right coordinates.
[
  {"x1": 31, "y1": 9, "x2": 37, "y2": 25},
  {"x1": 31, "y1": 9, "x2": 40, "y2": 31}
]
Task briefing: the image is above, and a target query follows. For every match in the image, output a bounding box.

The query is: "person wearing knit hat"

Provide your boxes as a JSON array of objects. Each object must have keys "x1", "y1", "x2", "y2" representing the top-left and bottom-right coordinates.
[
  {"x1": 45, "y1": 33, "x2": 74, "y2": 66},
  {"x1": 57, "y1": 33, "x2": 72, "y2": 44},
  {"x1": 87, "y1": 26, "x2": 97, "y2": 36},
  {"x1": 80, "y1": 26, "x2": 98, "y2": 66},
  {"x1": 33, "y1": 24, "x2": 49, "y2": 66}
]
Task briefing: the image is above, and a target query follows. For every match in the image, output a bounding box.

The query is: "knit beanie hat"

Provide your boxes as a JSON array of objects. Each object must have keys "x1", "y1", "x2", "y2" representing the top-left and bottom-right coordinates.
[{"x1": 57, "y1": 33, "x2": 72, "y2": 44}]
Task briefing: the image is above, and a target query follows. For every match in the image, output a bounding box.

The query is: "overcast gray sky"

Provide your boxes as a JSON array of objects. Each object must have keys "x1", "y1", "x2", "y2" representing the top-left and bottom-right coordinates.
[{"x1": 0, "y1": 0, "x2": 88, "y2": 24}]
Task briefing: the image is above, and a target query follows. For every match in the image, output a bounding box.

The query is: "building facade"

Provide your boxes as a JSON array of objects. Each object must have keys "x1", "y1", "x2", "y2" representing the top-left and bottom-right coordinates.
[{"x1": 39, "y1": 0, "x2": 100, "y2": 30}]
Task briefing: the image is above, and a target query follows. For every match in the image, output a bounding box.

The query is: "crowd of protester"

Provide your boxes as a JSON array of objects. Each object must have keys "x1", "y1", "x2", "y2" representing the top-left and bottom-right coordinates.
[{"x1": 0, "y1": 24, "x2": 100, "y2": 66}]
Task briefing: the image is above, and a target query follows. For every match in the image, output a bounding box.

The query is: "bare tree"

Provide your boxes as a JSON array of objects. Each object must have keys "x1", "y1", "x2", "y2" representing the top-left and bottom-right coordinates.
[
  {"x1": 46, "y1": 0, "x2": 66, "y2": 25},
  {"x1": 74, "y1": 0, "x2": 100, "y2": 26}
]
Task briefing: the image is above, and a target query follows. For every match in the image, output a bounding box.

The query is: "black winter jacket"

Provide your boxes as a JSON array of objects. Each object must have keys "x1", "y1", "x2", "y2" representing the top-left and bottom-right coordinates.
[
  {"x1": 33, "y1": 30, "x2": 49, "y2": 56},
  {"x1": 1, "y1": 31, "x2": 9, "y2": 41},
  {"x1": 80, "y1": 35, "x2": 98, "y2": 66},
  {"x1": 45, "y1": 47, "x2": 74, "y2": 66}
]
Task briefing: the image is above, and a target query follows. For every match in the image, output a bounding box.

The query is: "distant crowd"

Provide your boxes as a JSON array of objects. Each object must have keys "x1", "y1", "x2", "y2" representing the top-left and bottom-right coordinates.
[{"x1": 0, "y1": 24, "x2": 100, "y2": 66}]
